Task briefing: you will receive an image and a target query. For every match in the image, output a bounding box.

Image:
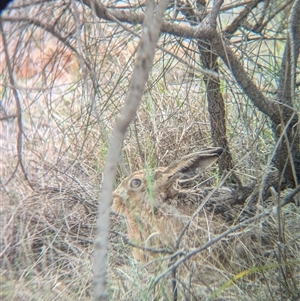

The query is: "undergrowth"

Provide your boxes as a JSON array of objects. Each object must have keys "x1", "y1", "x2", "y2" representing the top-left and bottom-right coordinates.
[{"x1": 1, "y1": 2, "x2": 299, "y2": 300}]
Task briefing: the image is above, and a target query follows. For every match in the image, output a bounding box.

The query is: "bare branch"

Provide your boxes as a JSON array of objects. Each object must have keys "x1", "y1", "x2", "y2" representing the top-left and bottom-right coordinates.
[
  {"x1": 0, "y1": 17, "x2": 33, "y2": 189},
  {"x1": 257, "y1": 0, "x2": 294, "y2": 32},
  {"x1": 153, "y1": 210, "x2": 272, "y2": 285},
  {"x1": 209, "y1": 32, "x2": 283, "y2": 124},
  {"x1": 92, "y1": 0, "x2": 168, "y2": 299},
  {"x1": 79, "y1": 0, "x2": 283, "y2": 126},
  {"x1": 80, "y1": 0, "x2": 209, "y2": 39},
  {"x1": 224, "y1": 0, "x2": 261, "y2": 35},
  {"x1": 277, "y1": 0, "x2": 300, "y2": 110},
  {"x1": 271, "y1": 0, "x2": 300, "y2": 186}
]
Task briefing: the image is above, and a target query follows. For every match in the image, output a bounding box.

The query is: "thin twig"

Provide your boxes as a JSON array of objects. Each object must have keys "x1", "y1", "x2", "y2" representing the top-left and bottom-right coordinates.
[
  {"x1": 93, "y1": 0, "x2": 169, "y2": 299},
  {"x1": 0, "y1": 17, "x2": 33, "y2": 189},
  {"x1": 153, "y1": 210, "x2": 271, "y2": 285}
]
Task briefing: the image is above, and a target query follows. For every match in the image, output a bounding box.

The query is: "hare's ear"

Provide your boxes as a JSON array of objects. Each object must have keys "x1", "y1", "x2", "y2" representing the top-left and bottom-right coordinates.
[{"x1": 163, "y1": 147, "x2": 223, "y2": 179}]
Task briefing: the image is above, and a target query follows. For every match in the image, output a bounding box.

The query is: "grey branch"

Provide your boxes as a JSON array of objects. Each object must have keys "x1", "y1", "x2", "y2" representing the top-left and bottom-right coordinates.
[
  {"x1": 92, "y1": 0, "x2": 168, "y2": 300},
  {"x1": 79, "y1": 0, "x2": 283, "y2": 124}
]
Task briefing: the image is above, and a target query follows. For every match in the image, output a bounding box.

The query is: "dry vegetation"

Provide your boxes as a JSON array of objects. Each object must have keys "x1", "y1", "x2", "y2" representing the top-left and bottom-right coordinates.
[{"x1": 0, "y1": 0, "x2": 299, "y2": 300}]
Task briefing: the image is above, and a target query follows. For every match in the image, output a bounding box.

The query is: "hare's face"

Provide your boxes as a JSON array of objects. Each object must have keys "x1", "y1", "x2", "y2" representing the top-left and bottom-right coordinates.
[
  {"x1": 112, "y1": 170, "x2": 165, "y2": 262},
  {"x1": 112, "y1": 147, "x2": 223, "y2": 215},
  {"x1": 112, "y1": 168, "x2": 169, "y2": 216},
  {"x1": 112, "y1": 147, "x2": 223, "y2": 221},
  {"x1": 112, "y1": 171, "x2": 149, "y2": 216},
  {"x1": 112, "y1": 147, "x2": 223, "y2": 261}
]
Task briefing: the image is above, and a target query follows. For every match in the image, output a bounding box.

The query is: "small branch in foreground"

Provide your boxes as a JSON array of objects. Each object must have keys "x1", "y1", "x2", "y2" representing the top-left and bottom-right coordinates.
[
  {"x1": 153, "y1": 190, "x2": 299, "y2": 286},
  {"x1": 153, "y1": 210, "x2": 272, "y2": 285},
  {"x1": 92, "y1": 0, "x2": 169, "y2": 300}
]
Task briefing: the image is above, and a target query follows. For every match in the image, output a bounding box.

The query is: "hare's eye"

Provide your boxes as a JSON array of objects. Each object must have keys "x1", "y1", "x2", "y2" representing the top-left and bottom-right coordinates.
[{"x1": 130, "y1": 178, "x2": 142, "y2": 189}]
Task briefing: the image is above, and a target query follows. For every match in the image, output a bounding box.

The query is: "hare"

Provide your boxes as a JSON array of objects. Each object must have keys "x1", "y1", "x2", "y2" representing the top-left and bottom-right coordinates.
[
  {"x1": 111, "y1": 147, "x2": 241, "y2": 262},
  {"x1": 112, "y1": 149, "x2": 300, "y2": 300}
]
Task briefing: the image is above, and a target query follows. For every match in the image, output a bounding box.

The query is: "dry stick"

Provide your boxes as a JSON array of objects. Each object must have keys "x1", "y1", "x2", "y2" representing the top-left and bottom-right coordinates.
[
  {"x1": 251, "y1": 112, "x2": 297, "y2": 205},
  {"x1": 175, "y1": 183, "x2": 224, "y2": 249},
  {"x1": 81, "y1": 0, "x2": 283, "y2": 124},
  {"x1": 1, "y1": 16, "x2": 97, "y2": 83},
  {"x1": 154, "y1": 190, "x2": 298, "y2": 287},
  {"x1": 92, "y1": 0, "x2": 169, "y2": 300},
  {"x1": 0, "y1": 114, "x2": 17, "y2": 121},
  {"x1": 0, "y1": 17, "x2": 33, "y2": 189},
  {"x1": 286, "y1": 0, "x2": 300, "y2": 186},
  {"x1": 2, "y1": 17, "x2": 79, "y2": 57},
  {"x1": 224, "y1": 0, "x2": 261, "y2": 35},
  {"x1": 80, "y1": 0, "x2": 222, "y2": 81},
  {"x1": 153, "y1": 210, "x2": 272, "y2": 286},
  {"x1": 257, "y1": 0, "x2": 294, "y2": 33}
]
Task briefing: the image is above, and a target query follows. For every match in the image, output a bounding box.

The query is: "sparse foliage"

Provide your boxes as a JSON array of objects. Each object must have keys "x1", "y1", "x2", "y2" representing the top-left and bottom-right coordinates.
[{"x1": 0, "y1": 0, "x2": 299, "y2": 300}]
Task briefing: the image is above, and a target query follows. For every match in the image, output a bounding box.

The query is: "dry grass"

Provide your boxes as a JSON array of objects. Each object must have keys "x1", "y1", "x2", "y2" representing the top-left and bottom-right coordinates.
[
  {"x1": 1, "y1": 1, "x2": 299, "y2": 300},
  {"x1": 110, "y1": 168, "x2": 300, "y2": 300}
]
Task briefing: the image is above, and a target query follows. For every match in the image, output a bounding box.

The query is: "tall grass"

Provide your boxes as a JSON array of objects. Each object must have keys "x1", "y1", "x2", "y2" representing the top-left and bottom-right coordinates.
[{"x1": 1, "y1": 1, "x2": 299, "y2": 300}]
